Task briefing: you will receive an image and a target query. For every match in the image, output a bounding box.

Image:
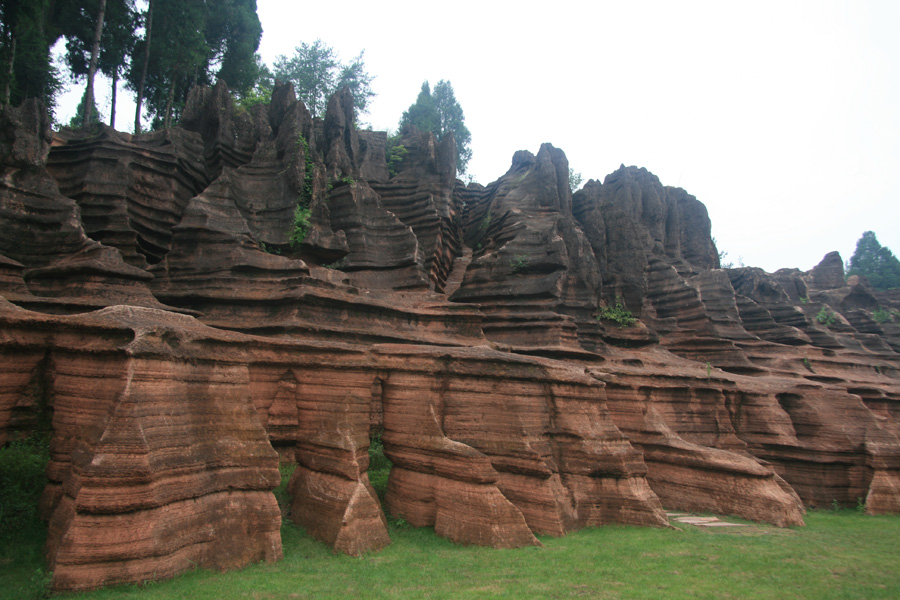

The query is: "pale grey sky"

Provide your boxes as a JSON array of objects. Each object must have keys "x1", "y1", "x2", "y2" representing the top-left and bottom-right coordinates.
[{"x1": 55, "y1": 0, "x2": 900, "y2": 274}]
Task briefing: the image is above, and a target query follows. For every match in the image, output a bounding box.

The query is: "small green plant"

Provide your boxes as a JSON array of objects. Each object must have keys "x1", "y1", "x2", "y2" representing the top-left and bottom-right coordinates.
[
  {"x1": 234, "y1": 86, "x2": 272, "y2": 114},
  {"x1": 568, "y1": 167, "x2": 583, "y2": 190},
  {"x1": 480, "y1": 211, "x2": 492, "y2": 231},
  {"x1": 706, "y1": 362, "x2": 712, "y2": 378},
  {"x1": 290, "y1": 206, "x2": 312, "y2": 247},
  {"x1": 511, "y1": 255, "x2": 530, "y2": 274},
  {"x1": 816, "y1": 307, "x2": 836, "y2": 326},
  {"x1": 386, "y1": 513, "x2": 408, "y2": 530},
  {"x1": 872, "y1": 308, "x2": 891, "y2": 323},
  {"x1": 856, "y1": 496, "x2": 867, "y2": 513},
  {"x1": 831, "y1": 499, "x2": 841, "y2": 512},
  {"x1": 800, "y1": 296, "x2": 809, "y2": 304},
  {"x1": 387, "y1": 143, "x2": 408, "y2": 177},
  {"x1": 802, "y1": 357, "x2": 814, "y2": 372},
  {"x1": 323, "y1": 257, "x2": 349, "y2": 270},
  {"x1": 259, "y1": 242, "x2": 281, "y2": 255},
  {"x1": 297, "y1": 135, "x2": 315, "y2": 206},
  {"x1": 368, "y1": 430, "x2": 392, "y2": 503},
  {"x1": 29, "y1": 567, "x2": 52, "y2": 597},
  {"x1": 596, "y1": 299, "x2": 637, "y2": 327}
]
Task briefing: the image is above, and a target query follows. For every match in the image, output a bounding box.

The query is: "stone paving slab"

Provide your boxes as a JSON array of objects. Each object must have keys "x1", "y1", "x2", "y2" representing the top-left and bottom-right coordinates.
[{"x1": 670, "y1": 514, "x2": 749, "y2": 528}]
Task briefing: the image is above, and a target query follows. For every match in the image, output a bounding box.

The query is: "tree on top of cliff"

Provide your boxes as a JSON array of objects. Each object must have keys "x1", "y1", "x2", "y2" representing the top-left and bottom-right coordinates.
[
  {"x1": 399, "y1": 79, "x2": 472, "y2": 174},
  {"x1": 0, "y1": 0, "x2": 65, "y2": 111},
  {"x1": 126, "y1": 0, "x2": 262, "y2": 130},
  {"x1": 272, "y1": 39, "x2": 374, "y2": 118},
  {"x1": 68, "y1": 88, "x2": 102, "y2": 127},
  {"x1": 847, "y1": 231, "x2": 900, "y2": 290},
  {"x1": 63, "y1": 0, "x2": 139, "y2": 129}
]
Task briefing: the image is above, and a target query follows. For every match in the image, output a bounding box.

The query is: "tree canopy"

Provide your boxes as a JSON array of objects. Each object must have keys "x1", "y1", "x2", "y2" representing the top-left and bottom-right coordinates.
[
  {"x1": 0, "y1": 5, "x2": 382, "y2": 136},
  {"x1": 0, "y1": 0, "x2": 65, "y2": 111},
  {"x1": 399, "y1": 80, "x2": 472, "y2": 174},
  {"x1": 126, "y1": 0, "x2": 262, "y2": 130},
  {"x1": 63, "y1": 0, "x2": 138, "y2": 128},
  {"x1": 847, "y1": 231, "x2": 900, "y2": 290},
  {"x1": 272, "y1": 39, "x2": 374, "y2": 118}
]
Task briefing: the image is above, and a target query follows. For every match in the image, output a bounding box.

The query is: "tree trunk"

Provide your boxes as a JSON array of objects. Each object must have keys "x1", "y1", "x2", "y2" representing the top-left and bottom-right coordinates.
[
  {"x1": 109, "y1": 70, "x2": 117, "y2": 128},
  {"x1": 83, "y1": 0, "x2": 107, "y2": 128},
  {"x1": 3, "y1": 34, "x2": 15, "y2": 106},
  {"x1": 134, "y1": 0, "x2": 153, "y2": 134},
  {"x1": 163, "y1": 80, "x2": 174, "y2": 128}
]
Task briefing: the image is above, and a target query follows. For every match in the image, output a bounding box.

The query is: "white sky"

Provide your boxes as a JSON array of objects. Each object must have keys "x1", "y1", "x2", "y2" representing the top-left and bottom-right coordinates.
[{"x1": 54, "y1": 0, "x2": 900, "y2": 274}]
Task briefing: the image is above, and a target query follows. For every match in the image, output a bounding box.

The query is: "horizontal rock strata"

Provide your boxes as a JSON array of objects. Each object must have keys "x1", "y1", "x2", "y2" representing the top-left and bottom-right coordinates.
[{"x1": 0, "y1": 84, "x2": 898, "y2": 592}]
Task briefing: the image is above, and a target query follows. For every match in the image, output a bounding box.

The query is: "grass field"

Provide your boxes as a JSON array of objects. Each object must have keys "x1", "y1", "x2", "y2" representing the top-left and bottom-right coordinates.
[
  {"x1": 4, "y1": 508, "x2": 899, "y2": 599},
  {"x1": 3, "y1": 445, "x2": 900, "y2": 600},
  {"x1": 3, "y1": 458, "x2": 899, "y2": 600}
]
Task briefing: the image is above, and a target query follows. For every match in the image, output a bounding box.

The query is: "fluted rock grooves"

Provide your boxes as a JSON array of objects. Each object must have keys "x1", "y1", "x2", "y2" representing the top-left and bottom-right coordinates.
[{"x1": 0, "y1": 82, "x2": 898, "y2": 591}]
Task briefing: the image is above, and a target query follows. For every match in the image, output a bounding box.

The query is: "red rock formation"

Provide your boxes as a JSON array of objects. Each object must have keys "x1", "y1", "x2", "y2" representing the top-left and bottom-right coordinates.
[
  {"x1": 0, "y1": 301, "x2": 282, "y2": 591},
  {"x1": 1, "y1": 83, "x2": 899, "y2": 592}
]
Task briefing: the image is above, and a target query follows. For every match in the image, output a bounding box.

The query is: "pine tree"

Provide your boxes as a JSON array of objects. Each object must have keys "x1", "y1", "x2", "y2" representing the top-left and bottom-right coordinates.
[
  {"x1": 127, "y1": 0, "x2": 261, "y2": 131},
  {"x1": 399, "y1": 79, "x2": 471, "y2": 174},
  {"x1": 68, "y1": 88, "x2": 101, "y2": 127},
  {"x1": 272, "y1": 39, "x2": 374, "y2": 118},
  {"x1": 847, "y1": 231, "x2": 900, "y2": 290},
  {"x1": 0, "y1": 0, "x2": 63, "y2": 111}
]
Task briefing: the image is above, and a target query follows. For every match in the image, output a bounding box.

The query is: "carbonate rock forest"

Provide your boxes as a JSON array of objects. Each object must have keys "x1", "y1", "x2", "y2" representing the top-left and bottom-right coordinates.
[{"x1": 1, "y1": 82, "x2": 899, "y2": 592}]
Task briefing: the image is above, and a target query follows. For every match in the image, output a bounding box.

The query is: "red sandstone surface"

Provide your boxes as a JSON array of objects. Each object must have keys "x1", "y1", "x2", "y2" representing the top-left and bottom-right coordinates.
[{"x1": 0, "y1": 84, "x2": 898, "y2": 591}]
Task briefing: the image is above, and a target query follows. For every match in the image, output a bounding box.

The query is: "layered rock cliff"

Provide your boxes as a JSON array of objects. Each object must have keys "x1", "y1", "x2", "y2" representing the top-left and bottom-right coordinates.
[{"x1": 1, "y1": 83, "x2": 898, "y2": 591}]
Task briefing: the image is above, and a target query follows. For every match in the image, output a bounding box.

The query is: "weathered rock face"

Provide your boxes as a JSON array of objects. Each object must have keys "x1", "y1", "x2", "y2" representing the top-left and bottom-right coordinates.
[
  {"x1": 452, "y1": 145, "x2": 601, "y2": 355},
  {"x1": 573, "y1": 166, "x2": 719, "y2": 311},
  {"x1": 0, "y1": 301, "x2": 283, "y2": 591},
  {"x1": 1, "y1": 84, "x2": 899, "y2": 591}
]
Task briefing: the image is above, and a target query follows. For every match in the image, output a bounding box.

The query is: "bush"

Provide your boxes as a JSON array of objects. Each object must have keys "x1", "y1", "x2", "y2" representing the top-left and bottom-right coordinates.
[
  {"x1": 0, "y1": 435, "x2": 49, "y2": 539},
  {"x1": 511, "y1": 255, "x2": 530, "y2": 274},
  {"x1": 289, "y1": 206, "x2": 312, "y2": 247},
  {"x1": 816, "y1": 307, "x2": 836, "y2": 326},
  {"x1": 387, "y1": 141, "x2": 408, "y2": 177},
  {"x1": 872, "y1": 308, "x2": 892, "y2": 323},
  {"x1": 596, "y1": 300, "x2": 637, "y2": 327},
  {"x1": 368, "y1": 431, "x2": 392, "y2": 502}
]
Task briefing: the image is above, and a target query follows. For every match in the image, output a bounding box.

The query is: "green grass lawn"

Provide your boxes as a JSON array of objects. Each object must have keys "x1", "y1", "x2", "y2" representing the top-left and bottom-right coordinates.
[
  {"x1": 3, "y1": 453, "x2": 900, "y2": 599},
  {"x1": 3, "y1": 507, "x2": 899, "y2": 599}
]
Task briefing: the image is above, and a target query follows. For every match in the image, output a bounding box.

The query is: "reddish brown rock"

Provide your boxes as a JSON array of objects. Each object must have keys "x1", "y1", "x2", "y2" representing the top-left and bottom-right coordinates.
[
  {"x1": 374, "y1": 345, "x2": 668, "y2": 542},
  {"x1": 1, "y1": 84, "x2": 900, "y2": 593},
  {"x1": 0, "y1": 302, "x2": 282, "y2": 592}
]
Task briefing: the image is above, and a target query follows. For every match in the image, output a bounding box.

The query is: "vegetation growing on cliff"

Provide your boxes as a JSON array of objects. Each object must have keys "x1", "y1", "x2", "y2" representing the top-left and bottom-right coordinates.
[
  {"x1": 847, "y1": 231, "x2": 900, "y2": 290},
  {"x1": 596, "y1": 300, "x2": 637, "y2": 327},
  {"x1": 273, "y1": 39, "x2": 373, "y2": 119},
  {"x1": 398, "y1": 80, "x2": 472, "y2": 174},
  {"x1": 0, "y1": 0, "x2": 263, "y2": 130}
]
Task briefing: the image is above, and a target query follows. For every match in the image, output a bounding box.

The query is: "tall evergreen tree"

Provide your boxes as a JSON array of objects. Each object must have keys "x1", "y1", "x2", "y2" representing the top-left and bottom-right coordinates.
[
  {"x1": 400, "y1": 82, "x2": 438, "y2": 134},
  {"x1": 0, "y1": 0, "x2": 63, "y2": 111},
  {"x1": 847, "y1": 231, "x2": 900, "y2": 290},
  {"x1": 399, "y1": 79, "x2": 472, "y2": 174},
  {"x1": 131, "y1": 0, "x2": 150, "y2": 133},
  {"x1": 99, "y1": 0, "x2": 137, "y2": 128},
  {"x1": 81, "y1": 0, "x2": 106, "y2": 127},
  {"x1": 205, "y1": 0, "x2": 261, "y2": 96},
  {"x1": 273, "y1": 39, "x2": 374, "y2": 118},
  {"x1": 68, "y1": 87, "x2": 101, "y2": 127},
  {"x1": 127, "y1": 0, "x2": 260, "y2": 131}
]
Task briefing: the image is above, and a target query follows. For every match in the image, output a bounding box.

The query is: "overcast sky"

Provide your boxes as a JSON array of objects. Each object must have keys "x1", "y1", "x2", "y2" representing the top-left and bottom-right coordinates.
[{"x1": 56, "y1": 0, "x2": 900, "y2": 274}]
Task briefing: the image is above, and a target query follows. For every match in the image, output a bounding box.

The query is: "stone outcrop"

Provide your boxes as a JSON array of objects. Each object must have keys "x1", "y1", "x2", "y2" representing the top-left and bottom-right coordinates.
[
  {"x1": 0, "y1": 84, "x2": 898, "y2": 592},
  {"x1": 0, "y1": 301, "x2": 282, "y2": 591}
]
